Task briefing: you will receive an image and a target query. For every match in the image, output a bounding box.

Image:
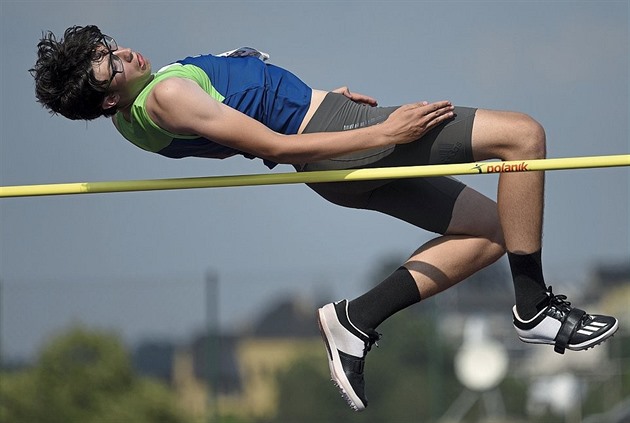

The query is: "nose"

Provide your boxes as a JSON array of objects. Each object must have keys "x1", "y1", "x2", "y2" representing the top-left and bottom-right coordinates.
[{"x1": 114, "y1": 47, "x2": 133, "y2": 62}]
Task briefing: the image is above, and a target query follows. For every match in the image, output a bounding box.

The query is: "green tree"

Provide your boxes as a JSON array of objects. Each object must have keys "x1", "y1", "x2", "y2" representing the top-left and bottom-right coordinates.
[{"x1": 0, "y1": 326, "x2": 192, "y2": 423}]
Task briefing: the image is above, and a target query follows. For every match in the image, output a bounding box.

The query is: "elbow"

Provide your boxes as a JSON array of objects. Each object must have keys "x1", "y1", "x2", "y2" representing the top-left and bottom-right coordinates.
[
  {"x1": 267, "y1": 151, "x2": 304, "y2": 165},
  {"x1": 265, "y1": 152, "x2": 303, "y2": 165},
  {"x1": 257, "y1": 136, "x2": 306, "y2": 165},
  {"x1": 257, "y1": 145, "x2": 291, "y2": 164}
]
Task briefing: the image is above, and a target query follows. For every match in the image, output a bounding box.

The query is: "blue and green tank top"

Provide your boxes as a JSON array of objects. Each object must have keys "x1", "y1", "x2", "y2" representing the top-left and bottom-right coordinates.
[{"x1": 114, "y1": 54, "x2": 312, "y2": 169}]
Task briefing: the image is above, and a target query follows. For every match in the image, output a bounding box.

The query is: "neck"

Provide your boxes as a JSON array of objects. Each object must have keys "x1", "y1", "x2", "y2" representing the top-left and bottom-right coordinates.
[{"x1": 117, "y1": 73, "x2": 155, "y2": 120}]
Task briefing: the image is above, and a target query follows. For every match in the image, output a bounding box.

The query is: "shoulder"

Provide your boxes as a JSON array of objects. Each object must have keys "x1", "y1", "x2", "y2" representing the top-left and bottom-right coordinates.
[
  {"x1": 150, "y1": 77, "x2": 197, "y2": 102},
  {"x1": 146, "y1": 76, "x2": 223, "y2": 135},
  {"x1": 146, "y1": 77, "x2": 209, "y2": 116}
]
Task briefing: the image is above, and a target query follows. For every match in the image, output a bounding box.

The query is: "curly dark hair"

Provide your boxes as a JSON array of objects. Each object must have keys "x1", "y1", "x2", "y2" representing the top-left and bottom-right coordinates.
[{"x1": 30, "y1": 25, "x2": 118, "y2": 120}]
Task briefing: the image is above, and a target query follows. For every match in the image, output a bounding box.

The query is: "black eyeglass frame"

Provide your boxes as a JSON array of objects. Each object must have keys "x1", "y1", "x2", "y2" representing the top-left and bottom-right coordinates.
[{"x1": 99, "y1": 35, "x2": 124, "y2": 92}]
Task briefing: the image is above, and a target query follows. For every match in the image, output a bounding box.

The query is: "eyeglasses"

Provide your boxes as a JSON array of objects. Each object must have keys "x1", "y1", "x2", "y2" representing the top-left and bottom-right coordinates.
[{"x1": 98, "y1": 35, "x2": 124, "y2": 91}]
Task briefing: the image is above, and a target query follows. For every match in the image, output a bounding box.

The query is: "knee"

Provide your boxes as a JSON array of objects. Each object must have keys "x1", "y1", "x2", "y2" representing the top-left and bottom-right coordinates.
[
  {"x1": 482, "y1": 217, "x2": 507, "y2": 259},
  {"x1": 476, "y1": 205, "x2": 506, "y2": 260},
  {"x1": 511, "y1": 113, "x2": 547, "y2": 159},
  {"x1": 447, "y1": 188, "x2": 506, "y2": 256},
  {"x1": 489, "y1": 228, "x2": 507, "y2": 259},
  {"x1": 468, "y1": 222, "x2": 506, "y2": 265},
  {"x1": 471, "y1": 223, "x2": 507, "y2": 268}
]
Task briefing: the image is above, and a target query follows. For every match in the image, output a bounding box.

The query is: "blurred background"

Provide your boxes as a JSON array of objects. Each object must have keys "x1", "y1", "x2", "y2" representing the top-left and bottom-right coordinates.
[{"x1": 1, "y1": 1, "x2": 628, "y2": 422}]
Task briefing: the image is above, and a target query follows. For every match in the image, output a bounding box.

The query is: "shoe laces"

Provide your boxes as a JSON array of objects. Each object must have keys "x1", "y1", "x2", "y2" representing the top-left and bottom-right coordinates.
[
  {"x1": 545, "y1": 286, "x2": 590, "y2": 323},
  {"x1": 363, "y1": 329, "x2": 381, "y2": 355},
  {"x1": 546, "y1": 287, "x2": 572, "y2": 312}
]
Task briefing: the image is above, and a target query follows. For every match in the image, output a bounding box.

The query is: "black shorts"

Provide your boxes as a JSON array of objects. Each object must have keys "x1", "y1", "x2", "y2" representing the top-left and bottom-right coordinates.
[{"x1": 299, "y1": 93, "x2": 477, "y2": 234}]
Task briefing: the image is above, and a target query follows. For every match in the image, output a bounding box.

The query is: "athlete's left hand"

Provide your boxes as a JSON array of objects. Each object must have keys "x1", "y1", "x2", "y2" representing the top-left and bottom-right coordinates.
[{"x1": 333, "y1": 86, "x2": 378, "y2": 106}]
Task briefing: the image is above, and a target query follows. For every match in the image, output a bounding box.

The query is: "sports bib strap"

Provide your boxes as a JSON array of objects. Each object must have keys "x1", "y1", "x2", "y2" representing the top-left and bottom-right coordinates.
[
  {"x1": 217, "y1": 47, "x2": 270, "y2": 61},
  {"x1": 554, "y1": 307, "x2": 586, "y2": 354}
]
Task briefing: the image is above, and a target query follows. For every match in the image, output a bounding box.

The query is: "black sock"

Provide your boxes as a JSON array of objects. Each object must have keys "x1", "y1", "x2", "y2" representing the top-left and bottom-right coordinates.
[
  {"x1": 508, "y1": 250, "x2": 549, "y2": 320},
  {"x1": 346, "y1": 267, "x2": 421, "y2": 332}
]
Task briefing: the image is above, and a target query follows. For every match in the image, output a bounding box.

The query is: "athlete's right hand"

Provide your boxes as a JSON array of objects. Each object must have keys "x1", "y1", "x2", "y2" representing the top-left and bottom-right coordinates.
[{"x1": 382, "y1": 101, "x2": 455, "y2": 144}]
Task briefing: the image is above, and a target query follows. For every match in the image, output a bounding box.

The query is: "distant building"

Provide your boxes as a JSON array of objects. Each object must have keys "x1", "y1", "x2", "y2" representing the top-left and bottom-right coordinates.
[
  {"x1": 164, "y1": 296, "x2": 321, "y2": 420},
  {"x1": 132, "y1": 340, "x2": 175, "y2": 383},
  {"x1": 591, "y1": 260, "x2": 630, "y2": 290}
]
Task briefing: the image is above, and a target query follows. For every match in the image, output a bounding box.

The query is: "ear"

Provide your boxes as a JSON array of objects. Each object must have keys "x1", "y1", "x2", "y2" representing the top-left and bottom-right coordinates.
[{"x1": 101, "y1": 92, "x2": 120, "y2": 111}]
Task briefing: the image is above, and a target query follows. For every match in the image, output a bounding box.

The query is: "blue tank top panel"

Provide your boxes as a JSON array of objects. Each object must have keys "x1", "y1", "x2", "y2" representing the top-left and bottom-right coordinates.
[{"x1": 165, "y1": 55, "x2": 312, "y2": 168}]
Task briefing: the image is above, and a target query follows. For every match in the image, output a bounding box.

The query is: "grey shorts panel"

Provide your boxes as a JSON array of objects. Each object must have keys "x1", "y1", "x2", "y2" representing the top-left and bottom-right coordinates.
[
  {"x1": 302, "y1": 94, "x2": 400, "y2": 168},
  {"x1": 302, "y1": 93, "x2": 476, "y2": 171},
  {"x1": 306, "y1": 176, "x2": 466, "y2": 234},
  {"x1": 299, "y1": 93, "x2": 475, "y2": 234}
]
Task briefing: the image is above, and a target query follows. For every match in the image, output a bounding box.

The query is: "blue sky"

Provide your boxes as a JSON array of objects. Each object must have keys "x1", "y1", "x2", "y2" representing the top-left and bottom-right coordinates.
[{"x1": 1, "y1": 0, "x2": 628, "y2": 360}]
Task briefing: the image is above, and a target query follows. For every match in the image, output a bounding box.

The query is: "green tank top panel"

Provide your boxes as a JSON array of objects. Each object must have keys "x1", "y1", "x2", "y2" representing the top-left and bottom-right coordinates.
[{"x1": 114, "y1": 63, "x2": 226, "y2": 153}]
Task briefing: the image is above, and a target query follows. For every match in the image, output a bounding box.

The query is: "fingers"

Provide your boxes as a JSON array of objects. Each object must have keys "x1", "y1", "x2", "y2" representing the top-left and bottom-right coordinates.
[
  {"x1": 419, "y1": 100, "x2": 454, "y2": 123},
  {"x1": 386, "y1": 100, "x2": 456, "y2": 144},
  {"x1": 429, "y1": 101, "x2": 455, "y2": 124},
  {"x1": 399, "y1": 101, "x2": 454, "y2": 128},
  {"x1": 332, "y1": 86, "x2": 350, "y2": 96},
  {"x1": 411, "y1": 100, "x2": 453, "y2": 113},
  {"x1": 335, "y1": 87, "x2": 378, "y2": 106},
  {"x1": 354, "y1": 93, "x2": 378, "y2": 106}
]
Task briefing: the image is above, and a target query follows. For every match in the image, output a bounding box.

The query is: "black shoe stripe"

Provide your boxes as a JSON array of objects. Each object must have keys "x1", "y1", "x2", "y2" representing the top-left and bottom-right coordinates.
[
  {"x1": 339, "y1": 350, "x2": 365, "y2": 374},
  {"x1": 334, "y1": 300, "x2": 370, "y2": 340}
]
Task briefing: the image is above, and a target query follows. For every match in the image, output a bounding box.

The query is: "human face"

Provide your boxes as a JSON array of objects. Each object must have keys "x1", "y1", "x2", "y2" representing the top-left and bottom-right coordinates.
[{"x1": 93, "y1": 35, "x2": 153, "y2": 108}]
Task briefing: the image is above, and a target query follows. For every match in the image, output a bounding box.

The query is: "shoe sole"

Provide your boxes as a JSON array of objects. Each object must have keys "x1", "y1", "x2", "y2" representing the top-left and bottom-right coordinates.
[
  {"x1": 519, "y1": 320, "x2": 619, "y2": 351},
  {"x1": 317, "y1": 306, "x2": 366, "y2": 411}
]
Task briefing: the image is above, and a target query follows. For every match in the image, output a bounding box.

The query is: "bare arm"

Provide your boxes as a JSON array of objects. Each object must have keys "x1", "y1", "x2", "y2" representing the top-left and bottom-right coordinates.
[{"x1": 148, "y1": 78, "x2": 454, "y2": 164}]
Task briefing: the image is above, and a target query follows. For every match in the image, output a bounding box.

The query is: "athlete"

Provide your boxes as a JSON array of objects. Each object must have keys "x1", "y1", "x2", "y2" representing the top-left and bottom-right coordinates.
[{"x1": 30, "y1": 25, "x2": 618, "y2": 411}]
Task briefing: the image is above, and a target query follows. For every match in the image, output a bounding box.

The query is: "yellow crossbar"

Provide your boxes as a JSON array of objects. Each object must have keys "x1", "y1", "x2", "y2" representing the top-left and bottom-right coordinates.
[{"x1": 1, "y1": 155, "x2": 628, "y2": 198}]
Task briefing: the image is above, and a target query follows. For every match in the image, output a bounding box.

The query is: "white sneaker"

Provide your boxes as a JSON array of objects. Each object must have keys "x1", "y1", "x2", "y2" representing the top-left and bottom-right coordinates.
[
  {"x1": 317, "y1": 300, "x2": 380, "y2": 411},
  {"x1": 513, "y1": 287, "x2": 618, "y2": 354}
]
